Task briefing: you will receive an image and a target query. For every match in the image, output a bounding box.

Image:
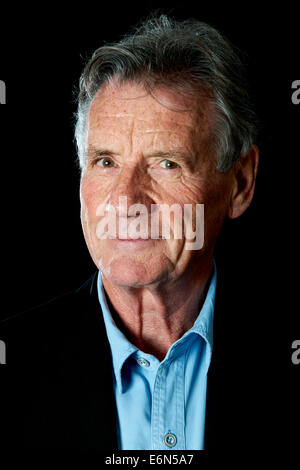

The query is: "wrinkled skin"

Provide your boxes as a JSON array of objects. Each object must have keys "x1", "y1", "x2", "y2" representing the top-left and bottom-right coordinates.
[{"x1": 80, "y1": 80, "x2": 258, "y2": 358}]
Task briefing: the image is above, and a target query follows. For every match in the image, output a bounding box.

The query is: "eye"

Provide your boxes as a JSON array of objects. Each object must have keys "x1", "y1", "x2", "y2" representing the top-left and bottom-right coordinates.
[
  {"x1": 96, "y1": 156, "x2": 115, "y2": 168},
  {"x1": 159, "y1": 159, "x2": 179, "y2": 169}
]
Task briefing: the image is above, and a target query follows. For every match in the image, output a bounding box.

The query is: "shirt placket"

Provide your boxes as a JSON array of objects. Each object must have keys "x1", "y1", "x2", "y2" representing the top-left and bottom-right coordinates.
[
  {"x1": 174, "y1": 355, "x2": 185, "y2": 449},
  {"x1": 151, "y1": 355, "x2": 186, "y2": 450}
]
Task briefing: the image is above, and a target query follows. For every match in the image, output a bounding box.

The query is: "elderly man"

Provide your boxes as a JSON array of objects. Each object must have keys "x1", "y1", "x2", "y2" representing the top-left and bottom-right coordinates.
[{"x1": 1, "y1": 15, "x2": 260, "y2": 450}]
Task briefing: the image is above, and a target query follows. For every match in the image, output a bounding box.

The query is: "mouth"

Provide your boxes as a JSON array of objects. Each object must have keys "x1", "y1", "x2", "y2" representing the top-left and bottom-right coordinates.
[
  {"x1": 112, "y1": 236, "x2": 160, "y2": 242},
  {"x1": 115, "y1": 236, "x2": 154, "y2": 240},
  {"x1": 107, "y1": 237, "x2": 162, "y2": 250}
]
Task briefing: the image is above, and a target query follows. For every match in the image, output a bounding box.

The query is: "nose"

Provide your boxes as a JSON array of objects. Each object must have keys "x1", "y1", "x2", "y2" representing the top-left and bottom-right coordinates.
[{"x1": 106, "y1": 165, "x2": 154, "y2": 216}]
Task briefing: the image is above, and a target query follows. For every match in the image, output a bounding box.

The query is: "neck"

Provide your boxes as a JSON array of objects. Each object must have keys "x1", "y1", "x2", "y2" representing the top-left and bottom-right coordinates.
[{"x1": 102, "y1": 257, "x2": 214, "y2": 361}]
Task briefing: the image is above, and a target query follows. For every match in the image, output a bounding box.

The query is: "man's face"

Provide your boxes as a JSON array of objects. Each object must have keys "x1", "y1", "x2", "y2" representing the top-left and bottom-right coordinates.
[{"x1": 80, "y1": 80, "x2": 234, "y2": 287}]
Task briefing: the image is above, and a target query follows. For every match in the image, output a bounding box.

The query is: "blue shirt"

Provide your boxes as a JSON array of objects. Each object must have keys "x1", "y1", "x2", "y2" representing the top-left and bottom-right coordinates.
[{"x1": 97, "y1": 265, "x2": 216, "y2": 450}]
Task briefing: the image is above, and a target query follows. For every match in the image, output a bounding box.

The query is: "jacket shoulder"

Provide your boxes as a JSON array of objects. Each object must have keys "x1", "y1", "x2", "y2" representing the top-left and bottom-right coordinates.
[{"x1": 0, "y1": 272, "x2": 98, "y2": 341}]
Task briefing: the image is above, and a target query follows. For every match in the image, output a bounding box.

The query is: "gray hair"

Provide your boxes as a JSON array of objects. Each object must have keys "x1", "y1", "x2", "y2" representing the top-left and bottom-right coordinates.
[{"x1": 74, "y1": 14, "x2": 258, "y2": 172}]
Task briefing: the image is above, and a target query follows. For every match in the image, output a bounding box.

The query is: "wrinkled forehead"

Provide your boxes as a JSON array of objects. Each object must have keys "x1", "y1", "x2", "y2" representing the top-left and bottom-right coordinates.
[{"x1": 87, "y1": 80, "x2": 214, "y2": 145}]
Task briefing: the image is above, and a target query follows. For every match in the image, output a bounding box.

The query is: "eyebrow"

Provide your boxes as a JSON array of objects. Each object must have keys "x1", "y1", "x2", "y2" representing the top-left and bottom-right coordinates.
[
  {"x1": 87, "y1": 146, "x2": 196, "y2": 165},
  {"x1": 143, "y1": 149, "x2": 197, "y2": 170},
  {"x1": 144, "y1": 149, "x2": 195, "y2": 163},
  {"x1": 87, "y1": 146, "x2": 120, "y2": 159}
]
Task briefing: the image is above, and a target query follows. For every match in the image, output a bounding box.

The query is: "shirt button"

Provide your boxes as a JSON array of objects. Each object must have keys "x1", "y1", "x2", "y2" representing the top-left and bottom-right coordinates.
[
  {"x1": 137, "y1": 357, "x2": 150, "y2": 368},
  {"x1": 164, "y1": 433, "x2": 177, "y2": 448}
]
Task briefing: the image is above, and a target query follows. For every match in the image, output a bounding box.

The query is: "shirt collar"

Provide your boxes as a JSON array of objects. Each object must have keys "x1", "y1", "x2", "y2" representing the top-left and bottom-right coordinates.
[
  {"x1": 97, "y1": 272, "x2": 138, "y2": 393},
  {"x1": 97, "y1": 261, "x2": 216, "y2": 393},
  {"x1": 169, "y1": 261, "x2": 216, "y2": 368}
]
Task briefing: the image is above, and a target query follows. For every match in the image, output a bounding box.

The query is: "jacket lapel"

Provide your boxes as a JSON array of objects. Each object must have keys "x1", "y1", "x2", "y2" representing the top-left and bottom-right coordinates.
[{"x1": 63, "y1": 272, "x2": 119, "y2": 449}]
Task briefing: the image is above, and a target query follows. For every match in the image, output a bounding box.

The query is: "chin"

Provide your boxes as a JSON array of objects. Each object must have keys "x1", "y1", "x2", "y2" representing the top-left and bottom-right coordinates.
[{"x1": 98, "y1": 255, "x2": 170, "y2": 288}]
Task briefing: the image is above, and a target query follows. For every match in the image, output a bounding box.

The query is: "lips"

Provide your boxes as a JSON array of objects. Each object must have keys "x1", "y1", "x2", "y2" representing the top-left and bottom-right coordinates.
[
  {"x1": 110, "y1": 234, "x2": 165, "y2": 241},
  {"x1": 106, "y1": 237, "x2": 161, "y2": 250},
  {"x1": 115, "y1": 238, "x2": 151, "y2": 241}
]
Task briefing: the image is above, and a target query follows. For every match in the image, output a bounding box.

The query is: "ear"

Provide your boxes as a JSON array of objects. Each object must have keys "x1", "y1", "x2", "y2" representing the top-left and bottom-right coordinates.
[{"x1": 228, "y1": 145, "x2": 259, "y2": 219}]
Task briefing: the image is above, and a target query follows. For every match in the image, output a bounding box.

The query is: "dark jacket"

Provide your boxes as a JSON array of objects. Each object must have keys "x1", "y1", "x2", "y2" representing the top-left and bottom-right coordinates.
[{"x1": 0, "y1": 262, "x2": 296, "y2": 450}]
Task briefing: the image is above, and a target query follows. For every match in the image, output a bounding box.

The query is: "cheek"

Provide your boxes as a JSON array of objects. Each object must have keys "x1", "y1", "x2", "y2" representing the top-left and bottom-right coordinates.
[
  {"x1": 80, "y1": 175, "x2": 108, "y2": 223},
  {"x1": 203, "y1": 180, "x2": 232, "y2": 238},
  {"x1": 158, "y1": 176, "x2": 208, "y2": 207},
  {"x1": 163, "y1": 175, "x2": 230, "y2": 242}
]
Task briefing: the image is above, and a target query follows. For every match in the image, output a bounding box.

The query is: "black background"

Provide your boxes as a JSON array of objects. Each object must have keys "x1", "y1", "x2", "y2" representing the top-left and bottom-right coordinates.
[
  {"x1": 1, "y1": 2, "x2": 299, "y2": 442},
  {"x1": 1, "y1": 3, "x2": 299, "y2": 310}
]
